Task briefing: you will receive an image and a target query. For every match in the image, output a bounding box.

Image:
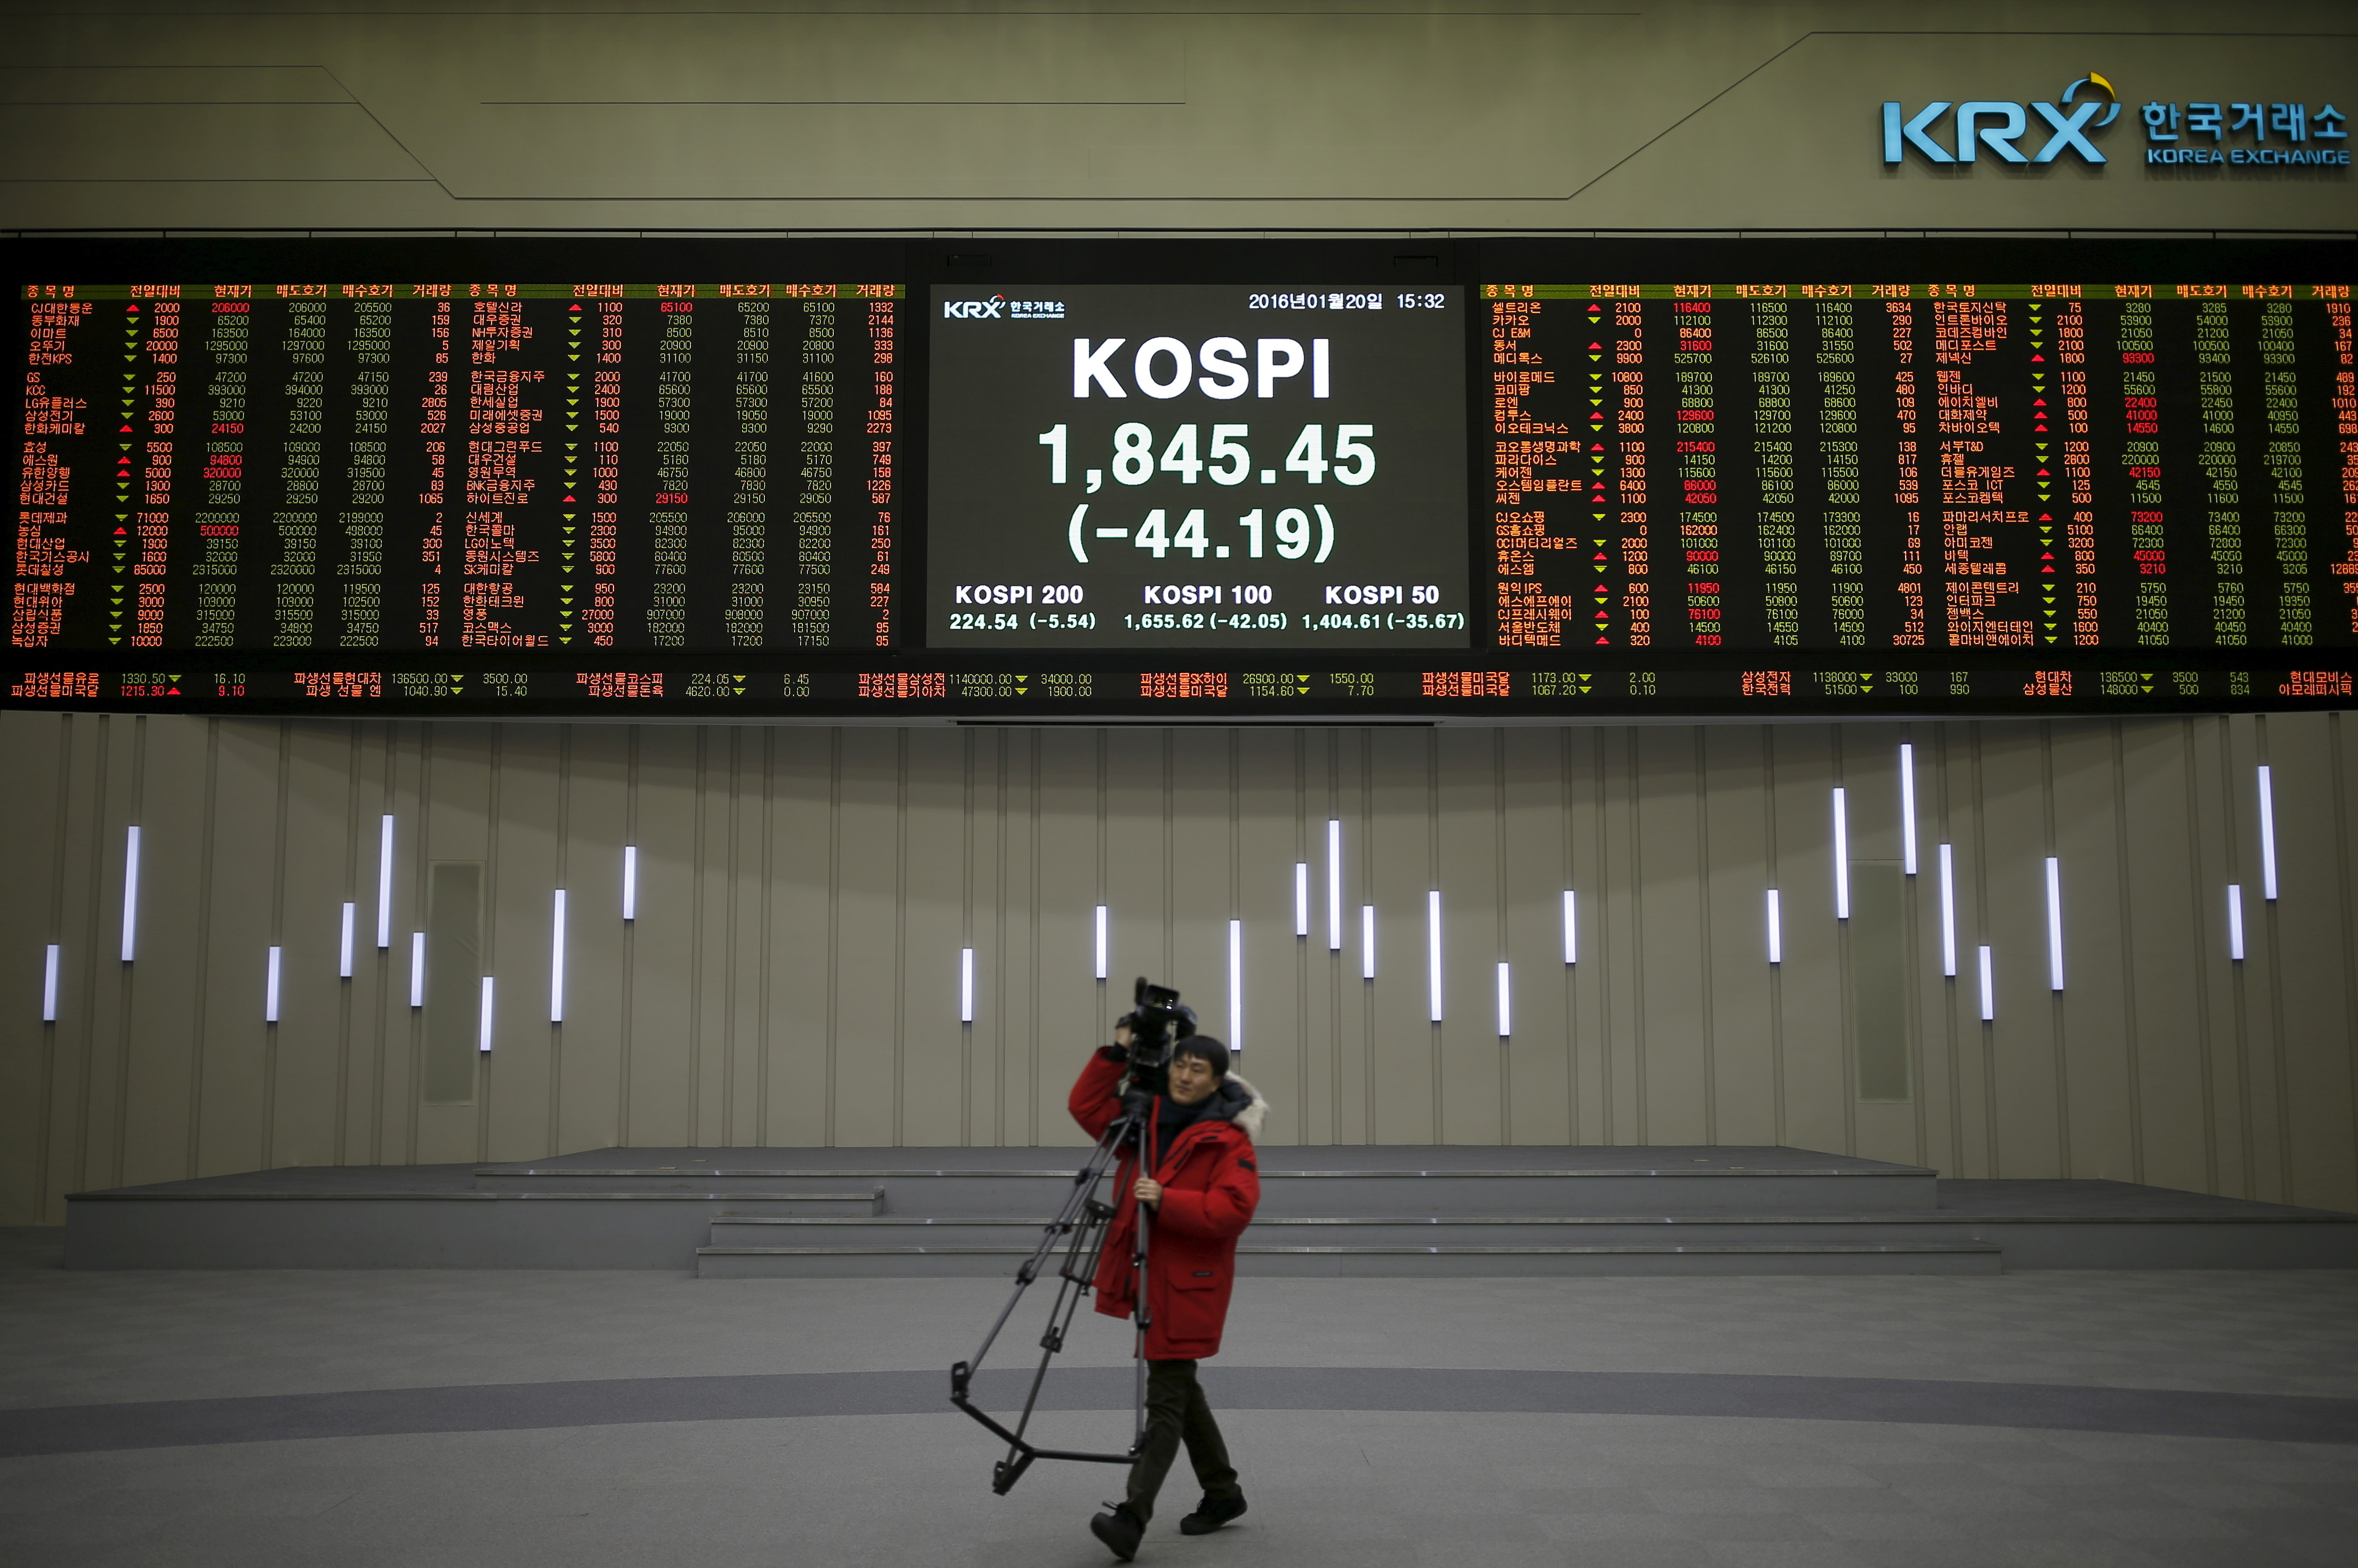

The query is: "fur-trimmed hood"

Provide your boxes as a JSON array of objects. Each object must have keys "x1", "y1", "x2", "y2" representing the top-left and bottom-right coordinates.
[{"x1": 1207, "y1": 1073, "x2": 1269, "y2": 1142}]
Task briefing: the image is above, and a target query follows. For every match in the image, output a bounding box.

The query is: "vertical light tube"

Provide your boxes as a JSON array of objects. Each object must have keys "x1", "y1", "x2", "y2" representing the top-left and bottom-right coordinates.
[
  {"x1": 549, "y1": 889, "x2": 567, "y2": 1023},
  {"x1": 1899, "y1": 743, "x2": 1918, "y2": 876},
  {"x1": 2045, "y1": 856, "x2": 2064, "y2": 991},
  {"x1": 1562, "y1": 889, "x2": 1577, "y2": 964},
  {"x1": 264, "y1": 946, "x2": 282, "y2": 1023},
  {"x1": 1361, "y1": 904, "x2": 1375, "y2": 979},
  {"x1": 1327, "y1": 818, "x2": 1342, "y2": 950},
  {"x1": 1766, "y1": 889, "x2": 1782, "y2": 964},
  {"x1": 339, "y1": 903, "x2": 356, "y2": 979},
  {"x1": 376, "y1": 814, "x2": 394, "y2": 948},
  {"x1": 2227, "y1": 884, "x2": 2245, "y2": 962},
  {"x1": 120, "y1": 825, "x2": 141, "y2": 962},
  {"x1": 1426, "y1": 890, "x2": 1443, "y2": 1022},
  {"x1": 409, "y1": 932, "x2": 425, "y2": 1009},
  {"x1": 622, "y1": 845, "x2": 638, "y2": 922},
  {"x1": 42, "y1": 945, "x2": 61, "y2": 1023},
  {"x1": 479, "y1": 976, "x2": 495, "y2": 1053},
  {"x1": 1978, "y1": 946, "x2": 1995, "y2": 1022},
  {"x1": 1227, "y1": 919, "x2": 1243, "y2": 1052},
  {"x1": 960, "y1": 947, "x2": 975, "y2": 1023},
  {"x1": 1938, "y1": 843, "x2": 1958, "y2": 977},
  {"x1": 2257, "y1": 765, "x2": 2278, "y2": 901},
  {"x1": 1495, "y1": 961, "x2": 1511, "y2": 1037},
  {"x1": 1831, "y1": 788, "x2": 1849, "y2": 920},
  {"x1": 1293, "y1": 863, "x2": 1309, "y2": 937},
  {"x1": 1094, "y1": 905, "x2": 1108, "y2": 980}
]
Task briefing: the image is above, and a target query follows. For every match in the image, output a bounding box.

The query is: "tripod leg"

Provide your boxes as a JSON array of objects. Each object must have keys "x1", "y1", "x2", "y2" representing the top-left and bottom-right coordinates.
[{"x1": 1129, "y1": 1196, "x2": 1153, "y2": 1455}]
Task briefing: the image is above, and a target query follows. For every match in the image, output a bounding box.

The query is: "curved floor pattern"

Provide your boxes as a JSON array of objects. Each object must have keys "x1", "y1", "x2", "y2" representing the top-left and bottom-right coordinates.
[{"x1": 5, "y1": 1365, "x2": 2354, "y2": 1459}]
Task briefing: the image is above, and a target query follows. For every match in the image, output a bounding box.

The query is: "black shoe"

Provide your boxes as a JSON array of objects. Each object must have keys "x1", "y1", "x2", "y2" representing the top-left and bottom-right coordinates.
[
  {"x1": 1179, "y1": 1493, "x2": 1247, "y2": 1535},
  {"x1": 1090, "y1": 1502, "x2": 1145, "y2": 1561}
]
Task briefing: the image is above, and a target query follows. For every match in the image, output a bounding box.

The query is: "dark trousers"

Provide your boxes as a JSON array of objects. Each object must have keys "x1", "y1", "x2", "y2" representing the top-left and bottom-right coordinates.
[{"x1": 1125, "y1": 1359, "x2": 1239, "y2": 1521}]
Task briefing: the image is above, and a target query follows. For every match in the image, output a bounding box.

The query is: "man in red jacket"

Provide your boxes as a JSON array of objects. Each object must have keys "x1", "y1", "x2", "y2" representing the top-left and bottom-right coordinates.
[{"x1": 1069, "y1": 1027, "x2": 1266, "y2": 1561}]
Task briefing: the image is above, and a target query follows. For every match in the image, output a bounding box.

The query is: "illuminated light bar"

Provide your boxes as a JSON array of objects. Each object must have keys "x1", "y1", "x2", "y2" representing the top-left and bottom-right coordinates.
[
  {"x1": 549, "y1": 890, "x2": 568, "y2": 1023},
  {"x1": 1228, "y1": 919, "x2": 1243, "y2": 1053},
  {"x1": 338, "y1": 902, "x2": 357, "y2": 979},
  {"x1": 1766, "y1": 888, "x2": 1782, "y2": 964},
  {"x1": 409, "y1": 932, "x2": 425, "y2": 1009},
  {"x1": 479, "y1": 976, "x2": 495, "y2": 1053},
  {"x1": 1831, "y1": 789, "x2": 1849, "y2": 920},
  {"x1": 2045, "y1": 857, "x2": 2064, "y2": 991},
  {"x1": 1294, "y1": 863, "x2": 1309, "y2": 937},
  {"x1": 1094, "y1": 905, "x2": 1109, "y2": 980},
  {"x1": 265, "y1": 946, "x2": 282, "y2": 1024},
  {"x1": 120, "y1": 825, "x2": 141, "y2": 963},
  {"x1": 1938, "y1": 844, "x2": 1958, "y2": 978},
  {"x1": 1361, "y1": 904, "x2": 1375, "y2": 979},
  {"x1": 1562, "y1": 889, "x2": 1577, "y2": 964},
  {"x1": 1978, "y1": 945, "x2": 1996, "y2": 1022},
  {"x1": 376, "y1": 815, "x2": 394, "y2": 949},
  {"x1": 961, "y1": 948, "x2": 975, "y2": 1023},
  {"x1": 2257, "y1": 765, "x2": 2278, "y2": 901},
  {"x1": 2227, "y1": 884, "x2": 2245, "y2": 962},
  {"x1": 1427, "y1": 890, "x2": 1443, "y2": 1022},
  {"x1": 622, "y1": 845, "x2": 638, "y2": 922},
  {"x1": 1327, "y1": 819, "x2": 1343, "y2": 950},
  {"x1": 42, "y1": 945, "x2": 61, "y2": 1023},
  {"x1": 1899, "y1": 743, "x2": 1918, "y2": 876},
  {"x1": 1495, "y1": 961, "x2": 1511, "y2": 1037}
]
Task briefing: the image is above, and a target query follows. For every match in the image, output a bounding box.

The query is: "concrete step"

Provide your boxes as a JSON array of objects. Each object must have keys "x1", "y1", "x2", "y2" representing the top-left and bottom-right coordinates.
[
  {"x1": 481, "y1": 1165, "x2": 1932, "y2": 1214},
  {"x1": 694, "y1": 1241, "x2": 2003, "y2": 1279},
  {"x1": 475, "y1": 1167, "x2": 894, "y2": 1203},
  {"x1": 706, "y1": 1213, "x2": 1986, "y2": 1250},
  {"x1": 471, "y1": 1178, "x2": 884, "y2": 1214}
]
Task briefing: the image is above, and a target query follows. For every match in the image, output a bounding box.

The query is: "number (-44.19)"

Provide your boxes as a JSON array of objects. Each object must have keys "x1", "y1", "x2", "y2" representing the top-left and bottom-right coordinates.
[{"x1": 1119, "y1": 507, "x2": 1332, "y2": 562}]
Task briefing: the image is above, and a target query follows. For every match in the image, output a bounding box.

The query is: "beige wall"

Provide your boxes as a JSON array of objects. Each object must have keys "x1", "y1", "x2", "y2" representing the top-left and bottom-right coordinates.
[
  {"x1": 4, "y1": 710, "x2": 2355, "y2": 1221},
  {"x1": 1, "y1": 0, "x2": 2351, "y2": 234}
]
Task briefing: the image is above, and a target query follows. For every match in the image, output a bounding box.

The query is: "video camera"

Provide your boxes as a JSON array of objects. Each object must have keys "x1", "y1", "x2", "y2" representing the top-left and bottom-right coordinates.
[{"x1": 1116, "y1": 977, "x2": 1196, "y2": 1100}]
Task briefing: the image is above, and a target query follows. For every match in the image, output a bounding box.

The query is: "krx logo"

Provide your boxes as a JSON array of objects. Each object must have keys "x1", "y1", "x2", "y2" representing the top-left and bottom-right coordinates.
[
  {"x1": 944, "y1": 296, "x2": 1006, "y2": 320},
  {"x1": 1883, "y1": 75, "x2": 2121, "y2": 165}
]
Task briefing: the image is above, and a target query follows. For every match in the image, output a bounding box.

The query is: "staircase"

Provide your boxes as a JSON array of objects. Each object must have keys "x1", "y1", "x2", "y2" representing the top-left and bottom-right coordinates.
[{"x1": 671, "y1": 1146, "x2": 2003, "y2": 1279}]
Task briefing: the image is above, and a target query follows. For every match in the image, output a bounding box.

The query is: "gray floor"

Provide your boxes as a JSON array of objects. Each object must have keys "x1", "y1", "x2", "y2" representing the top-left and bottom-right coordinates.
[{"x1": 2, "y1": 1229, "x2": 2354, "y2": 1566}]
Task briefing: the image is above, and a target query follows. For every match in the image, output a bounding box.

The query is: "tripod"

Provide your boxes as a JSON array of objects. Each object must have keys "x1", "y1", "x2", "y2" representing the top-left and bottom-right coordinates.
[{"x1": 949, "y1": 1089, "x2": 1156, "y2": 1495}]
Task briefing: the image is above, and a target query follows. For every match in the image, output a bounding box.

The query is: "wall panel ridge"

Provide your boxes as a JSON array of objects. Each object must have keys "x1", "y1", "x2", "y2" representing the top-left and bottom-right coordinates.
[{"x1": 1, "y1": 709, "x2": 2354, "y2": 1222}]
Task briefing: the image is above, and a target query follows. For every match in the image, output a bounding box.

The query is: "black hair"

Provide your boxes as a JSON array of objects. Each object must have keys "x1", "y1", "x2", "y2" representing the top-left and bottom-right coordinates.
[{"x1": 1169, "y1": 1034, "x2": 1229, "y2": 1078}]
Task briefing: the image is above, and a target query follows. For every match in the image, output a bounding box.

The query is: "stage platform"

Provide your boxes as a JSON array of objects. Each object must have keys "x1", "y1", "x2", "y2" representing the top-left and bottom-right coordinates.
[{"x1": 63, "y1": 1145, "x2": 2358, "y2": 1276}]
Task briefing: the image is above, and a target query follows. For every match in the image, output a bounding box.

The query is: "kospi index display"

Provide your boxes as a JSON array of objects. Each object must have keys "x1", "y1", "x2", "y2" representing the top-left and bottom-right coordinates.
[{"x1": 927, "y1": 285, "x2": 1469, "y2": 648}]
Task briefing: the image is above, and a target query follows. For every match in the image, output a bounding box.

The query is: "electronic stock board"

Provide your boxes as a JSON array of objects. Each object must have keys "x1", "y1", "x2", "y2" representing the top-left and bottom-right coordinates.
[{"x1": 8, "y1": 237, "x2": 2354, "y2": 719}]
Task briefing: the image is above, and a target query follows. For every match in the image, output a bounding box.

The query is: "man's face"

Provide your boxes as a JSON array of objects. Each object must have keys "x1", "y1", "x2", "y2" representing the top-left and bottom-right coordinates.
[{"x1": 1166, "y1": 1051, "x2": 1220, "y2": 1106}]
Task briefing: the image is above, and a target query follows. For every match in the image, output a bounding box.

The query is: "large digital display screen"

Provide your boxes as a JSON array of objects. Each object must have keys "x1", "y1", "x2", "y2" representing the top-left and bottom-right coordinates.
[
  {"x1": 15, "y1": 280, "x2": 901, "y2": 657},
  {"x1": 1485, "y1": 282, "x2": 2355, "y2": 655},
  {"x1": 927, "y1": 284, "x2": 1467, "y2": 648},
  {"x1": 6, "y1": 237, "x2": 2354, "y2": 719}
]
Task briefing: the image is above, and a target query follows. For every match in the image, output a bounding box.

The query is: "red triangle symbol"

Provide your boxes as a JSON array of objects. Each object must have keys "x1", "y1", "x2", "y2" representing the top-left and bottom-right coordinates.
[
  {"x1": 1589, "y1": 342, "x2": 1603, "y2": 350},
  {"x1": 2043, "y1": 564, "x2": 2056, "y2": 573},
  {"x1": 1591, "y1": 443, "x2": 1605, "y2": 451},
  {"x1": 113, "y1": 527, "x2": 127, "y2": 536},
  {"x1": 2030, "y1": 353, "x2": 2045, "y2": 360},
  {"x1": 2039, "y1": 513, "x2": 2053, "y2": 521},
  {"x1": 2042, "y1": 552, "x2": 2055, "y2": 559},
  {"x1": 2034, "y1": 398, "x2": 2048, "y2": 406},
  {"x1": 119, "y1": 425, "x2": 132, "y2": 433},
  {"x1": 1595, "y1": 636, "x2": 1610, "y2": 645}
]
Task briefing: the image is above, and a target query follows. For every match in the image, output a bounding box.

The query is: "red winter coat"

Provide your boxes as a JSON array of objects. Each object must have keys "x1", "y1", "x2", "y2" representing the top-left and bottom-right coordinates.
[{"x1": 1067, "y1": 1050, "x2": 1266, "y2": 1360}]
